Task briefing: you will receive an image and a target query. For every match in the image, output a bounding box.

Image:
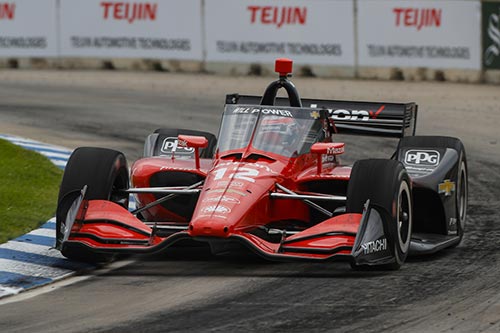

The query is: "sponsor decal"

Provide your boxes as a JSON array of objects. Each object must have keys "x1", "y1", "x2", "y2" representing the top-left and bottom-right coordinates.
[
  {"x1": 361, "y1": 238, "x2": 387, "y2": 255},
  {"x1": 310, "y1": 110, "x2": 320, "y2": 119},
  {"x1": 160, "y1": 137, "x2": 194, "y2": 155},
  {"x1": 201, "y1": 205, "x2": 231, "y2": 214},
  {"x1": 177, "y1": 138, "x2": 188, "y2": 148},
  {"x1": 404, "y1": 165, "x2": 435, "y2": 177},
  {"x1": 209, "y1": 188, "x2": 247, "y2": 196},
  {"x1": 483, "y1": 3, "x2": 500, "y2": 68},
  {"x1": 322, "y1": 154, "x2": 335, "y2": 163},
  {"x1": 0, "y1": 2, "x2": 14, "y2": 20},
  {"x1": 326, "y1": 146, "x2": 344, "y2": 155},
  {"x1": 101, "y1": 1, "x2": 157, "y2": 24},
  {"x1": 438, "y1": 179, "x2": 455, "y2": 197},
  {"x1": 404, "y1": 150, "x2": 440, "y2": 166},
  {"x1": 232, "y1": 107, "x2": 292, "y2": 118},
  {"x1": 203, "y1": 196, "x2": 240, "y2": 204},
  {"x1": 266, "y1": 109, "x2": 289, "y2": 117},
  {"x1": 215, "y1": 181, "x2": 244, "y2": 188},
  {"x1": 247, "y1": 6, "x2": 306, "y2": 29},
  {"x1": 326, "y1": 105, "x2": 385, "y2": 121},
  {"x1": 393, "y1": 7, "x2": 441, "y2": 30}
]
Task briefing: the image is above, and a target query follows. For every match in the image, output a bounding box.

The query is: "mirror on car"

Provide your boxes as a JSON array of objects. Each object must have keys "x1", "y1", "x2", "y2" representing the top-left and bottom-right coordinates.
[{"x1": 310, "y1": 142, "x2": 345, "y2": 156}]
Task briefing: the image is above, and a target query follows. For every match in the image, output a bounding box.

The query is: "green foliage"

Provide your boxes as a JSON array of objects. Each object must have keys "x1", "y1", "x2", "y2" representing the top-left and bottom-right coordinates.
[{"x1": 0, "y1": 139, "x2": 63, "y2": 243}]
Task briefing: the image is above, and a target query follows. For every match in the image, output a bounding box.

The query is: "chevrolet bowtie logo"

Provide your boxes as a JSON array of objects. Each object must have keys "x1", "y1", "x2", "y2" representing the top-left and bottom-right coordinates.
[
  {"x1": 310, "y1": 110, "x2": 320, "y2": 119},
  {"x1": 438, "y1": 179, "x2": 455, "y2": 196}
]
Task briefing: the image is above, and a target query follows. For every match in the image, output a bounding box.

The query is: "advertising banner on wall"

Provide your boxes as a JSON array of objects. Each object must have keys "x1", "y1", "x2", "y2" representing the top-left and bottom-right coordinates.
[
  {"x1": 483, "y1": 2, "x2": 500, "y2": 70},
  {"x1": 0, "y1": 0, "x2": 58, "y2": 57},
  {"x1": 358, "y1": 0, "x2": 481, "y2": 69},
  {"x1": 205, "y1": 0, "x2": 355, "y2": 66},
  {"x1": 59, "y1": 0, "x2": 203, "y2": 60}
]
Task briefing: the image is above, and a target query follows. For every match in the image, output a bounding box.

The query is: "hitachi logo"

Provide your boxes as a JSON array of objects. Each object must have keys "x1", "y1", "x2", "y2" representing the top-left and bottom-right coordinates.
[{"x1": 361, "y1": 238, "x2": 387, "y2": 255}]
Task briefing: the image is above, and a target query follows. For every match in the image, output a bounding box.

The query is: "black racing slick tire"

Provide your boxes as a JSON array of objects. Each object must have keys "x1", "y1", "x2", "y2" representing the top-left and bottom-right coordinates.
[
  {"x1": 347, "y1": 159, "x2": 413, "y2": 270},
  {"x1": 56, "y1": 147, "x2": 129, "y2": 263},
  {"x1": 455, "y1": 155, "x2": 468, "y2": 245}
]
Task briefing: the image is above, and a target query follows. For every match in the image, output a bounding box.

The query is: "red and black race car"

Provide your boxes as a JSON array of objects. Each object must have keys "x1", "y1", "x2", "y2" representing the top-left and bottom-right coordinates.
[{"x1": 56, "y1": 58, "x2": 467, "y2": 270}]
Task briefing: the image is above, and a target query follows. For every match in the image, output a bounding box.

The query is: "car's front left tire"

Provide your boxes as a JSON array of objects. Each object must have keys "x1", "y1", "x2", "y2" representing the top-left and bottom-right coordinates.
[
  {"x1": 347, "y1": 159, "x2": 413, "y2": 270},
  {"x1": 57, "y1": 147, "x2": 129, "y2": 263}
]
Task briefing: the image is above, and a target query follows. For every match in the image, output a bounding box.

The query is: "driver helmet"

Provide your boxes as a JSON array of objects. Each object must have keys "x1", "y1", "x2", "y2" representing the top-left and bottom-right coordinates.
[{"x1": 260, "y1": 116, "x2": 299, "y2": 147}]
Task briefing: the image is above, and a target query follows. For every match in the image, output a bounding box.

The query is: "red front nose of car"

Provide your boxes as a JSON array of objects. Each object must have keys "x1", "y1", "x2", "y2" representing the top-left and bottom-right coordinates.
[
  {"x1": 188, "y1": 216, "x2": 231, "y2": 238},
  {"x1": 188, "y1": 159, "x2": 283, "y2": 238}
]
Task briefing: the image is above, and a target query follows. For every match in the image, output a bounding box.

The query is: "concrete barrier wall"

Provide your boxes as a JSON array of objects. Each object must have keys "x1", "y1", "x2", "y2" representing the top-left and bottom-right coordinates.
[{"x1": 0, "y1": 0, "x2": 499, "y2": 83}]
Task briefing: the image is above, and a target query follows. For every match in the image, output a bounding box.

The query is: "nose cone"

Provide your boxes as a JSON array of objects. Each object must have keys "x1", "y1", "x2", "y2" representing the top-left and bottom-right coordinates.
[
  {"x1": 188, "y1": 161, "x2": 282, "y2": 238},
  {"x1": 189, "y1": 215, "x2": 230, "y2": 238},
  {"x1": 188, "y1": 189, "x2": 253, "y2": 238}
]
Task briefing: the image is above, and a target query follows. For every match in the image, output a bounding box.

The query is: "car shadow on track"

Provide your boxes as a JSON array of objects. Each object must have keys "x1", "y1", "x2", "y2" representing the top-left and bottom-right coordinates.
[{"x1": 101, "y1": 246, "x2": 392, "y2": 280}]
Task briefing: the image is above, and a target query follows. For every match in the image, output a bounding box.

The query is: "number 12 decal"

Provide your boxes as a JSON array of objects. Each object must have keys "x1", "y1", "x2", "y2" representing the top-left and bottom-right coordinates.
[{"x1": 213, "y1": 167, "x2": 259, "y2": 183}]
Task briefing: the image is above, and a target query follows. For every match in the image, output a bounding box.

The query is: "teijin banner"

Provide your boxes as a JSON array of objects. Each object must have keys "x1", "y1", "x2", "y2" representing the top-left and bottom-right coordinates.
[
  {"x1": 0, "y1": 0, "x2": 58, "y2": 57},
  {"x1": 59, "y1": 0, "x2": 203, "y2": 60},
  {"x1": 358, "y1": 0, "x2": 481, "y2": 70},
  {"x1": 204, "y1": 0, "x2": 355, "y2": 66}
]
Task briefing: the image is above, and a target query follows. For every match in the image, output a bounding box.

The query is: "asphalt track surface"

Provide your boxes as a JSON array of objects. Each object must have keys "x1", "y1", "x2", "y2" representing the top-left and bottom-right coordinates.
[{"x1": 0, "y1": 70, "x2": 499, "y2": 332}]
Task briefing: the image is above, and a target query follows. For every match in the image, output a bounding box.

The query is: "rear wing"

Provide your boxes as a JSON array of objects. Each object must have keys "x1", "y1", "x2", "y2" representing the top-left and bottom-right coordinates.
[{"x1": 226, "y1": 94, "x2": 417, "y2": 138}]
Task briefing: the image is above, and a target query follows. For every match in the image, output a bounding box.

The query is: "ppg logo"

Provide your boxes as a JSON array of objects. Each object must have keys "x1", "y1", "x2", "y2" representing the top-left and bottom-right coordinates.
[
  {"x1": 160, "y1": 137, "x2": 195, "y2": 155},
  {"x1": 404, "y1": 150, "x2": 440, "y2": 166}
]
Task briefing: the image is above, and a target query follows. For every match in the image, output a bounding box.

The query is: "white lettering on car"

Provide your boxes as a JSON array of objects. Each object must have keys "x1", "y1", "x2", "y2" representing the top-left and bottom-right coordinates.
[
  {"x1": 161, "y1": 137, "x2": 194, "y2": 155},
  {"x1": 361, "y1": 238, "x2": 387, "y2": 255},
  {"x1": 322, "y1": 106, "x2": 385, "y2": 121},
  {"x1": 213, "y1": 167, "x2": 259, "y2": 183},
  {"x1": 201, "y1": 205, "x2": 231, "y2": 214},
  {"x1": 404, "y1": 150, "x2": 440, "y2": 166},
  {"x1": 203, "y1": 196, "x2": 241, "y2": 204}
]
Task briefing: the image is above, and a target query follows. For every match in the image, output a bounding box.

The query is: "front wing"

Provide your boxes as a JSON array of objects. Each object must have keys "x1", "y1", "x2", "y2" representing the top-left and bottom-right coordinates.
[{"x1": 57, "y1": 191, "x2": 398, "y2": 266}]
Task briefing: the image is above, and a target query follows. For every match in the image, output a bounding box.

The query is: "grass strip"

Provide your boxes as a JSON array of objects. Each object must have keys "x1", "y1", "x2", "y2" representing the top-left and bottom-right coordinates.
[{"x1": 0, "y1": 139, "x2": 63, "y2": 243}]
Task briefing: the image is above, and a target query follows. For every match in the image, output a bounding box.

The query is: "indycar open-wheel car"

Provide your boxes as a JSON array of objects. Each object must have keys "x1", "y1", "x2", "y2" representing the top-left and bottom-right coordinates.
[{"x1": 56, "y1": 58, "x2": 467, "y2": 270}]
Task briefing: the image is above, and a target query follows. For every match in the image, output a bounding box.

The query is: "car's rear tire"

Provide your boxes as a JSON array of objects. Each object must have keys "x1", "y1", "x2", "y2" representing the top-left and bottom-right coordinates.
[
  {"x1": 57, "y1": 147, "x2": 129, "y2": 263},
  {"x1": 144, "y1": 128, "x2": 217, "y2": 158},
  {"x1": 347, "y1": 159, "x2": 413, "y2": 270},
  {"x1": 397, "y1": 136, "x2": 467, "y2": 246},
  {"x1": 141, "y1": 128, "x2": 215, "y2": 221},
  {"x1": 455, "y1": 157, "x2": 468, "y2": 245}
]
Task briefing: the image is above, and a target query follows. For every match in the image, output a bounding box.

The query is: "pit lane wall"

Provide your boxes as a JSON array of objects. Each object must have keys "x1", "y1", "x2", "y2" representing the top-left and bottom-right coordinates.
[{"x1": 0, "y1": 0, "x2": 499, "y2": 83}]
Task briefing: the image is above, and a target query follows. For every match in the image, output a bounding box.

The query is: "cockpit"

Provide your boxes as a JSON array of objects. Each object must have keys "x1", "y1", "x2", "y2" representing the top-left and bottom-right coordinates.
[{"x1": 216, "y1": 105, "x2": 326, "y2": 158}]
